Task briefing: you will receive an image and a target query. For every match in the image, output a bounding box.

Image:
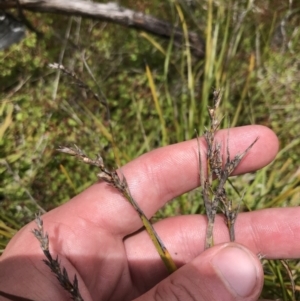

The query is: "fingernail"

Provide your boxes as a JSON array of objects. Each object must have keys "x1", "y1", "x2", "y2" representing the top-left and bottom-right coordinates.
[{"x1": 211, "y1": 246, "x2": 259, "y2": 297}]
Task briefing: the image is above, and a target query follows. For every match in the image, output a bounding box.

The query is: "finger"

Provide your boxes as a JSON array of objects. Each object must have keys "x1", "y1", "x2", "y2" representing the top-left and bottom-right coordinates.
[
  {"x1": 134, "y1": 243, "x2": 263, "y2": 301},
  {"x1": 51, "y1": 125, "x2": 278, "y2": 235},
  {"x1": 125, "y1": 206, "x2": 300, "y2": 282},
  {"x1": 122, "y1": 125, "x2": 278, "y2": 218}
]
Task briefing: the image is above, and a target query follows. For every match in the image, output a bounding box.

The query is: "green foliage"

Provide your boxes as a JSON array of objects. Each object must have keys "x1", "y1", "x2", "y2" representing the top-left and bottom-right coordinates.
[{"x1": 0, "y1": 0, "x2": 300, "y2": 298}]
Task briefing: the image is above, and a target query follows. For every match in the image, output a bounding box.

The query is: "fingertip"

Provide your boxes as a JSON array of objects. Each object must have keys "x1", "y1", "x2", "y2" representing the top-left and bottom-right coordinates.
[
  {"x1": 245, "y1": 125, "x2": 279, "y2": 164},
  {"x1": 214, "y1": 125, "x2": 279, "y2": 174},
  {"x1": 210, "y1": 243, "x2": 263, "y2": 298}
]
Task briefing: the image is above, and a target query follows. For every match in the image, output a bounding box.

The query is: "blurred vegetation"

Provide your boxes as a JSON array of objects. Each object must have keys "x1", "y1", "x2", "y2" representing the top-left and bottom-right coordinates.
[{"x1": 1, "y1": 0, "x2": 300, "y2": 299}]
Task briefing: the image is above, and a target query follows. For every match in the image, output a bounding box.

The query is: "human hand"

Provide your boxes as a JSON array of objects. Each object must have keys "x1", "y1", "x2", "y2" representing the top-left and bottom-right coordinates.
[{"x1": 1, "y1": 125, "x2": 298, "y2": 301}]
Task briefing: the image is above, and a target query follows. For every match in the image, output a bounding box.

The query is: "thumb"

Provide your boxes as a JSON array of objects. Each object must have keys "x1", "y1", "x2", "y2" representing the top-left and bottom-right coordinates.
[{"x1": 135, "y1": 243, "x2": 264, "y2": 301}]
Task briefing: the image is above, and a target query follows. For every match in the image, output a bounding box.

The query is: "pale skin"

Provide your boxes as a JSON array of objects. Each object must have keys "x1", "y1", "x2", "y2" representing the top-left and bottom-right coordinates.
[{"x1": 1, "y1": 125, "x2": 299, "y2": 301}]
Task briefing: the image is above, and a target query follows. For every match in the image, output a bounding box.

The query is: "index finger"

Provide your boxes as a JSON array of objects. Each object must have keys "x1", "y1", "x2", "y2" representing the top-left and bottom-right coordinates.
[
  {"x1": 59, "y1": 125, "x2": 278, "y2": 235},
  {"x1": 124, "y1": 125, "x2": 278, "y2": 215}
]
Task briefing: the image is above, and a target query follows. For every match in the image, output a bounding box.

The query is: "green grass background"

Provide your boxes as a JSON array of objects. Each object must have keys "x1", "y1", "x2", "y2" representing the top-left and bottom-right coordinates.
[{"x1": 1, "y1": 0, "x2": 300, "y2": 299}]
